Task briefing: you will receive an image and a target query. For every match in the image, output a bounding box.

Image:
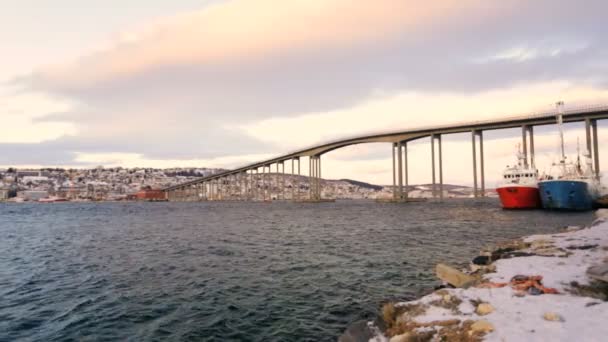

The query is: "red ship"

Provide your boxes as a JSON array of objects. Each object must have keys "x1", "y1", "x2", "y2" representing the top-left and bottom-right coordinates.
[{"x1": 496, "y1": 148, "x2": 541, "y2": 209}]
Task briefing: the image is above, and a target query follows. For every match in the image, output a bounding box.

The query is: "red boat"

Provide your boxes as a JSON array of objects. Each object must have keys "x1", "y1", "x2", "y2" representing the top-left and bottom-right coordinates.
[{"x1": 496, "y1": 148, "x2": 541, "y2": 209}]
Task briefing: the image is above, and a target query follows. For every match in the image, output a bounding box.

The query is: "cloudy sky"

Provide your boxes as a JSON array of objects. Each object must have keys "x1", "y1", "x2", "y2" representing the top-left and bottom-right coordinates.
[{"x1": 2, "y1": 0, "x2": 608, "y2": 186}]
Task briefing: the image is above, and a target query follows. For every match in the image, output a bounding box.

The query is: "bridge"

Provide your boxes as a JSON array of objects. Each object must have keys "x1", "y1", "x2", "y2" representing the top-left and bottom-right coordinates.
[{"x1": 164, "y1": 104, "x2": 608, "y2": 202}]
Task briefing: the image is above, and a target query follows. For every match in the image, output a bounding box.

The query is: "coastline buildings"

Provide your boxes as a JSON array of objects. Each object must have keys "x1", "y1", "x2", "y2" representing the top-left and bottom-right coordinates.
[{"x1": 0, "y1": 167, "x2": 482, "y2": 202}]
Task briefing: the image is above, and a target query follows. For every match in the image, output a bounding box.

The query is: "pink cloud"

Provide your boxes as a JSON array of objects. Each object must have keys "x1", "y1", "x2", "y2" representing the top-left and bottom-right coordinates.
[{"x1": 41, "y1": 0, "x2": 491, "y2": 87}]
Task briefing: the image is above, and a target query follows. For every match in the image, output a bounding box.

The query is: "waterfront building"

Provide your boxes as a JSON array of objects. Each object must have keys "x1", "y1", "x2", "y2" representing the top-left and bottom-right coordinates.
[
  {"x1": 0, "y1": 187, "x2": 8, "y2": 201},
  {"x1": 18, "y1": 190, "x2": 49, "y2": 201},
  {"x1": 135, "y1": 187, "x2": 167, "y2": 201}
]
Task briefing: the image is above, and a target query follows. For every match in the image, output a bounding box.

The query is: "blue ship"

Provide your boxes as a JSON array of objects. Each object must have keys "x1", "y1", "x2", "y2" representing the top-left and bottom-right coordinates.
[
  {"x1": 538, "y1": 102, "x2": 601, "y2": 211},
  {"x1": 538, "y1": 180, "x2": 593, "y2": 211}
]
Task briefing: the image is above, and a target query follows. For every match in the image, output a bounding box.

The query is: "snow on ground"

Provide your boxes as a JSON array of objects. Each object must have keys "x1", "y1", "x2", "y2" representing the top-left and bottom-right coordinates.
[{"x1": 374, "y1": 210, "x2": 608, "y2": 342}]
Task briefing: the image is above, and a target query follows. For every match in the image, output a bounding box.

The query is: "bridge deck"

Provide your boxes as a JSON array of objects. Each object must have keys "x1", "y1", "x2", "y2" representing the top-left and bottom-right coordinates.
[{"x1": 165, "y1": 105, "x2": 608, "y2": 191}]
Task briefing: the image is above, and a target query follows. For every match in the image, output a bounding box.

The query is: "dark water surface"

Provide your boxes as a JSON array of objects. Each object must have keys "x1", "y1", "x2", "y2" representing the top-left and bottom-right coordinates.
[{"x1": 0, "y1": 199, "x2": 594, "y2": 341}]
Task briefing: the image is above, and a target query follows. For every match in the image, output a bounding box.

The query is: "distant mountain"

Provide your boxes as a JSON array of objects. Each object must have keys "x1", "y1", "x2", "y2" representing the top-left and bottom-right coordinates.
[
  {"x1": 339, "y1": 179, "x2": 383, "y2": 191},
  {"x1": 404, "y1": 183, "x2": 472, "y2": 191}
]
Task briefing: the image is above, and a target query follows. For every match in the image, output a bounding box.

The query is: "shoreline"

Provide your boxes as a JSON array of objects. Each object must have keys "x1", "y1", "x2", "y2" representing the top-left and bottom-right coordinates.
[{"x1": 341, "y1": 210, "x2": 608, "y2": 341}]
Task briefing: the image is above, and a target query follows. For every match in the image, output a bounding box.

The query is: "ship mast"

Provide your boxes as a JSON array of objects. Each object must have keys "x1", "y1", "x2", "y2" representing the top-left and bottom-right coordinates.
[
  {"x1": 556, "y1": 101, "x2": 566, "y2": 172},
  {"x1": 576, "y1": 137, "x2": 582, "y2": 174}
]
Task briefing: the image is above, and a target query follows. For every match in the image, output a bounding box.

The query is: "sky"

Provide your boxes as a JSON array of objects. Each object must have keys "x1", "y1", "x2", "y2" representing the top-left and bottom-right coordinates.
[{"x1": 2, "y1": 0, "x2": 608, "y2": 186}]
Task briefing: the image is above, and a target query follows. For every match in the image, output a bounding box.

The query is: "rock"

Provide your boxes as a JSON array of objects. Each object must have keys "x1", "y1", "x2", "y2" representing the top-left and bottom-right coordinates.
[
  {"x1": 533, "y1": 247, "x2": 571, "y2": 257},
  {"x1": 389, "y1": 333, "x2": 413, "y2": 342},
  {"x1": 435, "y1": 263, "x2": 477, "y2": 288},
  {"x1": 472, "y1": 255, "x2": 490, "y2": 265},
  {"x1": 566, "y1": 244, "x2": 598, "y2": 250},
  {"x1": 587, "y1": 263, "x2": 608, "y2": 283},
  {"x1": 470, "y1": 320, "x2": 494, "y2": 333},
  {"x1": 595, "y1": 209, "x2": 608, "y2": 219},
  {"x1": 543, "y1": 312, "x2": 564, "y2": 322},
  {"x1": 500, "y1": 251, "x2": 536, "y2": 259},
  {"x1": 531, "y1": 239, "x2": 552, "y2": 248},
  {"x1": 475, "y1": 303, "x2": 494, "y2": 316},
  {"x1": 338, "y1": 320, "x2": 376, "y2": 342}
]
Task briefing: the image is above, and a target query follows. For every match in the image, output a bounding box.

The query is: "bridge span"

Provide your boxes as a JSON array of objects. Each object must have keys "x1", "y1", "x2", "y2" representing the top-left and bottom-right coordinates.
[{"x1": 164, "y1": 104, "x2": 608, "y2": 202}]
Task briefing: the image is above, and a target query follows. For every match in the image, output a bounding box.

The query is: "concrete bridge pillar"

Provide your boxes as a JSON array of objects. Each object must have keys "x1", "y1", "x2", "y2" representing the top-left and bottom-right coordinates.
[
  {"x1": 219, "y1": 178, "x2": 223, "y2": 201},
  {"x1": 479, "y1": 131, "x2": 485, "y2": 196},
  {"x1": 472, "y1": 130, "x2": 485, "y2": 197},
  {"x1": 296, "y1": 157, "x2": 301, "y2": 201},
  {"x1": 404, "y1": 141, "x2": 409, "y2": 199},
  {"x1": 224, "y1": 176, "x2": 229, "y2": 201},
  {"x1": 520, "y1": 125, "x2": 534, "y2": 169},
  {"x1": 245, "y1": 170, "x2": 249, "y2": 200},
  {"x1": 244, "y1": 171, "x2": 249, "y2": 200},
  {"x1": 291, "y1": 159, "x2": 295, "y2": 200},
  {"x1": 586, "y1": 119, "x2": 601, "y2": 178},
  {"x1": 431, "y1": 134, "x2": 443, "y2": 199},
  {"x1": 280, "y1": 162, "x2": 285, "y2": 200},
  {"x1": 309, "y1": 157, "x2": 313, "y2": 200},
  {"x1": 309, "y1": 155, "x2": 322, "y2": 201},
  {"x1": 392, "y1": 143, "x2": 397, "y2": 200},
  {"x1": 431, "y1": 136, "x2": 436, "y2": 198},
  {"x1": 397, "y1": 141, "x2": 404, "y2": 199},
  {"x1": 232, "y1": 174, "x2": 236, "y2": 200},
  {"x1": 265, "y1": 166, "x2": 268, "y2": 200},
  {"x1": 240, "y1": 172, "x2": 245, "y2": 201},
  {"x1": 392, "y1": 141, "x2": 410, "y2": 201},
  {"x1": 318, "y1": 156, "x2": 322, "y2": 200},
  {"x1": 216, "y1": 179, "x2": 220, "y2": 200},
  {"x1": 261, "y1": 165, "x2": 266, "y2": 201},
  {"x1": 297, "y1": 157, "x2": 302, "y2": 200},
  {"x1": 439, "y1": 135, "x2": 445, "y2": 199},
  {"x1": 255, "y1": 169, "x2": 259, "y2": 201},
  {"x1": 522, "y1": 126, "x2": 528, "y2": 168},
  {"x1": 472, "y1": 131, "x2": 478, "y2": 198},
  {"x1": 593, "y1": 120, "x2": 600, "y2": 178},
  {"x1": 528, "y1": 126, "x2": 535, "y2": 169},
  {"x1": 211, "y1": 181, "x2": 215, "y2": 201}
]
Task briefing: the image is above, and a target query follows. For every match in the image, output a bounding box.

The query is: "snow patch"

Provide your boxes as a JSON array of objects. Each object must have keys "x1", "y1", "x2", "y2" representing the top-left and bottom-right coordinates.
[{"x1": 372, "y1": 217, "x2": 608, "y2": 341}]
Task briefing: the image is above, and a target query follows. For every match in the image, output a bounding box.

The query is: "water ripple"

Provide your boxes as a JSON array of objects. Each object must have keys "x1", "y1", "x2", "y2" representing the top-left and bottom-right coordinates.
[{"x1": 0, "y1": 200, "x2": 593, "y2": 341}]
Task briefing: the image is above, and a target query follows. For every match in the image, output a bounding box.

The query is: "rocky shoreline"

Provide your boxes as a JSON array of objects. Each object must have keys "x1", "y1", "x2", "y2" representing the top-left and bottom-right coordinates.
[{"x1": 341, "y1": 210, "x2": 608, "y2": 342}]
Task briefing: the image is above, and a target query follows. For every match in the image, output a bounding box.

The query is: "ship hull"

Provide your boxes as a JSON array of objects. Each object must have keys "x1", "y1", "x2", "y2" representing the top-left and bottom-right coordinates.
[
  {"x1": 496, "y1": 185, "x2": 541, "y2": 209},
  {"x1": 538, "y1": 180, "x2": 593, "y2": 211}
]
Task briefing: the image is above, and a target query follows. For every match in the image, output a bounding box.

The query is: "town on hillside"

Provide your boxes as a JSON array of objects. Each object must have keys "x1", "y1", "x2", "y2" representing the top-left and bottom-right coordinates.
[
  {"x1": 0, "y1": 167, "x2": 483, "y2": 202},
  {"x1": 0, "y1": 167, "x2": 220, "y2": 202}
]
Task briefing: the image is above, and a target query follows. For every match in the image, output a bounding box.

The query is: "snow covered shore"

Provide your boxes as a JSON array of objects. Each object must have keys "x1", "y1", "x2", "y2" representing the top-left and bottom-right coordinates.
[{"x1": 367, "y1": 210, "x2": 608, "y2": 342}]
